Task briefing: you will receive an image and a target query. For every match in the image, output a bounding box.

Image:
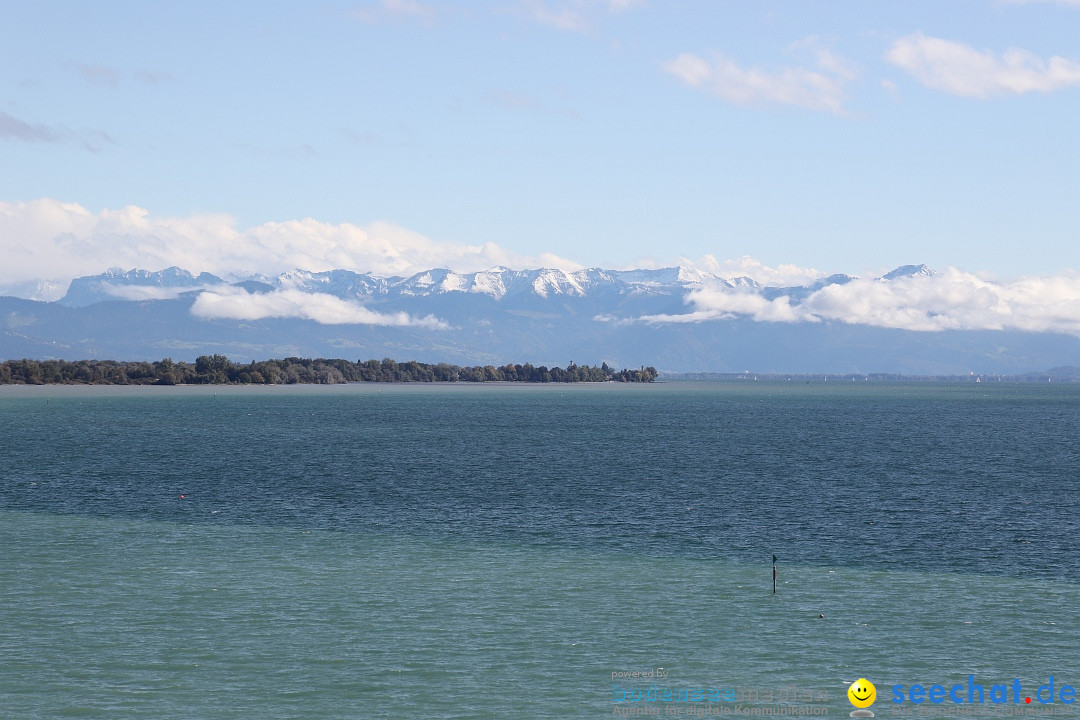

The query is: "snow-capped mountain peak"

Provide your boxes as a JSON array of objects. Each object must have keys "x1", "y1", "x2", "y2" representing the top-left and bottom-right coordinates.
[
  {"x1": 881, "y1": 264, "x2": 935, "y2": 281},
  {"x1": 44, "y1": 263, "x2": 937, "y2": 308}
]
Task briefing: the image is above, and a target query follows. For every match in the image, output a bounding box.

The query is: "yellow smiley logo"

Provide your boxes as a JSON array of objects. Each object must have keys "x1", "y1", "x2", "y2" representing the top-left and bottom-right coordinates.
[{"x1": 848, "y1": 678, "x2": 876, "y2": 709}]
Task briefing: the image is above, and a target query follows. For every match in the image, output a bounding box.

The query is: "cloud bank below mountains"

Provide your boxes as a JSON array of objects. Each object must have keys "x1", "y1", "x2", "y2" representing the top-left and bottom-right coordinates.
[
  {"x1": 190, "y1": 287, "x2": 448, "y2": 328},
  {"x1": 636, "y1": 267, "x2": 1080, "y2": 335},
  {"x1": 3, "y1": 198, "x2": 1080, "y2": 336},
  {"x1": 0, "y1": 198, "x2": 581, "y2": 288}
]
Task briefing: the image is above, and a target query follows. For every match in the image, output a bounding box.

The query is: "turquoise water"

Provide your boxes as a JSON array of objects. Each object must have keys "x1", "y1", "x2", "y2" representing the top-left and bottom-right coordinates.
[{"x1": 2, "y1": 382, "x2": 1079, "y2": 718}]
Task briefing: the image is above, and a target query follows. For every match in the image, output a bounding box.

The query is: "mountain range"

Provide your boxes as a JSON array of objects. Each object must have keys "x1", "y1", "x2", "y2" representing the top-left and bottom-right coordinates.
[{"x1": 3, "y1": 264, "x2": 1079, "y2": 375}]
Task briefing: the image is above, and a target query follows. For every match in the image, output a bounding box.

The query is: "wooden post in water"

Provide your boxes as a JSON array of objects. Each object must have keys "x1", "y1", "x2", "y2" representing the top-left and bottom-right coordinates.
[{"x1": 772, "y1": 554, "x2": 777, "y2": 594}]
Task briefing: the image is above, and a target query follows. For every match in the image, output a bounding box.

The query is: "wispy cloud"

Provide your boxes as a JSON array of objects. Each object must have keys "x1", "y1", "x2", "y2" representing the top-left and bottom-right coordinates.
[
  {"x1": 0, "y1": 111, "x2": 64, "y2": 143},
  {"x1": 664, "y1": 39, "x2": 857, "y2": 115},
  {"x1": 190, "y1": 287, "x2": 449, "y2": 328},
  {"x1": 0, "y1": 198, "x2": 583, "y2": 286},
  {"x1": 78, "y1": 64, "x2": 121, "y2": 88},
  {"x1": 352, "y1": 0, "x2": 438, "y2": 24},
  {"x1": 383, "y1": 0, "x2": 437, "y2": 18},
  {"x1": 135, "y1": 69, "x2": 173, "y2": 85},
  {"x1": 887, "y1": 33, "x2": 1080, "y2": 97},
  {"x1": 632, "y1": 268, "x2": 1080, "y2": 336},
  {"x1": 1, "y1": 111, "x2": 113, "y2": 151},
  {"x1": 486, "y1": 89, "x2": 579, "y2": 118},
  {"x1": 524, "y1": 0, "x2": 590, "y2": 32},
  {"x1": 522, "y1": 0, "x2": 641, "y2": 33}
]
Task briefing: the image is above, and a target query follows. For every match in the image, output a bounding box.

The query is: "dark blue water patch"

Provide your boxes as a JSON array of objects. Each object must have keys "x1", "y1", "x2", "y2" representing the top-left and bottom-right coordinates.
[{"x1": 2, "y1": 383, "x2": 1078, "y2": 581}]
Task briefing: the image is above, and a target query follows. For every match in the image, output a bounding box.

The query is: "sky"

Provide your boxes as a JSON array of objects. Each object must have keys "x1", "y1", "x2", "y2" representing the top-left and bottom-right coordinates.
[{"x1": 2, "y1": 0, "x2": 1080, "y2": 297}]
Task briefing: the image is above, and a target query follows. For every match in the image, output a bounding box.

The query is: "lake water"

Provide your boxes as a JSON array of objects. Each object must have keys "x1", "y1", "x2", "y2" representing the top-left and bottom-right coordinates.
[{"x1": 2, "y1": 381, "x2": 1078, "y2": 718}]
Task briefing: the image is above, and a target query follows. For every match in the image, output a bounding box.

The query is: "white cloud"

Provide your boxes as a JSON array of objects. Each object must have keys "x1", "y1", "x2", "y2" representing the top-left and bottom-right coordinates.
[
  {"x1": 103, "y1": 285, "x2": 211, "y2": 302},
  {"x1": 0, "y1": 198, "x2": 583, "y2": 287},
  {"x1": 680, "y1": 255, "x2": 826, "y2": 287},
  {"x1": 190, "y1": 287, "x2": 449, "y2": 328},
  {"x1": 664, "y1": 39, "x2": 857, "y2": 114},
  {"x1": 881, "y1": 79, "x2": 901, "y2": 100},
  {"x1": 636, "y1": 285, "x2": 808, "y2": 325},
  {"x1": 635, "y1": 268, "x2": 1080, "y2": 335},
  {"x1": 887, "y1": 33, "x2": 1080, "y2": 97}
]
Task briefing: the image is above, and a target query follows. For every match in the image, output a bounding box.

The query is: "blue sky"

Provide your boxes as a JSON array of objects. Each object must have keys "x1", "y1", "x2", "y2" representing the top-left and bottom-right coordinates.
[{"x1": 2, "y1": 0, "x2": 1080, "y2": 289}]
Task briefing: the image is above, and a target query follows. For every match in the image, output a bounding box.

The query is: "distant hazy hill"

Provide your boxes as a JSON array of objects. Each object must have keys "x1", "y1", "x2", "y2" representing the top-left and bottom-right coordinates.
[
  {"x1": 1043, "y1": 366, "x2": 1080, "y2": 378},
  {"x1": 3, "y1": 264, "x2": 1080, "y2": 374}
]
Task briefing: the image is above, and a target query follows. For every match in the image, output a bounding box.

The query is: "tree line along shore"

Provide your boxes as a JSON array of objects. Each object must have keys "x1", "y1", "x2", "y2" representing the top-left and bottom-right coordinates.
[{"x1": 0, "y1": 356, "x2": 659, "y2": 386}]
